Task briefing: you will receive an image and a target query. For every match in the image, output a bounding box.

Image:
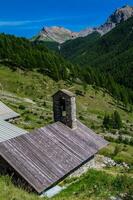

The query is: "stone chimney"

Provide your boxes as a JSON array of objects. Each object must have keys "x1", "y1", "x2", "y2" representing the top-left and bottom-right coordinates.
[{"x1": 53, "y1": 89, "x2": 77, "y2": 129}]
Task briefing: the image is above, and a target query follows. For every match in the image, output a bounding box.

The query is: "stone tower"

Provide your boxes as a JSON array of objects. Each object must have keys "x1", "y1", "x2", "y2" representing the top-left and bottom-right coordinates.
[{"x1": 53, "y1": 89, "x2": 77, "y2": 129}]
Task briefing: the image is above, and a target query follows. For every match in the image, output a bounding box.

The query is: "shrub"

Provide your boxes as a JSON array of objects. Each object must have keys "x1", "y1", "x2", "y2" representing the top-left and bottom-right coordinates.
[
  {"x1": 75, "y1": 90, "x2": 84, "y2": 96},
  {"x1": 113, "y1": 145, "x2": 122, "y2": 156},
  {"x1": 19, "y1": 104, "x2": 26, "y2": 110},
  {"x1": 25, "y1": 115, "x2": 31, "y2": 121}
]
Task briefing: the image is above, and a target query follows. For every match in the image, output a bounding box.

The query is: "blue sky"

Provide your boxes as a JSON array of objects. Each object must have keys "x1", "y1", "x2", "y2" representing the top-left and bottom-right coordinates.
[{"x1": 0, "y1": 0, "x2": 132, "y2": 38}]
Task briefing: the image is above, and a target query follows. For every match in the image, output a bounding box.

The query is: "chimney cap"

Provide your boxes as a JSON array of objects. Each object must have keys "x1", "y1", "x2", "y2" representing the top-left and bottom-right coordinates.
[{"x1": 52, "y1": 89, "x2": 76, "y2": 98}]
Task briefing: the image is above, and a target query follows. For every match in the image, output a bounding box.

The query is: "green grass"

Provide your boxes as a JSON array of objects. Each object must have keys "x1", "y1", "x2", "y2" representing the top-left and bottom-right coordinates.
[
  {"x1": 0, "y1": 170, "x2": 132, "y2": 200},
  {"x1": 54, "y1": 170, "x2": 133, "y2": 200},
  {"x1": 100, "y1": 143, "x2": 133, "y2": 165},
  {"x1": 0, "y1": 176, "x2": 40, "y2": 200}
]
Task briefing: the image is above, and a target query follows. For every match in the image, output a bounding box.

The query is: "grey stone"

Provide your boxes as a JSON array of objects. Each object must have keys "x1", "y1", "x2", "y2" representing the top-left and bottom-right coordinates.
[
  {"x1": 109, "y1": 196, "x2": 122, "y2": 200},
  {"x1": 53, "y1": 89, "x2": 77, "y2": 129}
]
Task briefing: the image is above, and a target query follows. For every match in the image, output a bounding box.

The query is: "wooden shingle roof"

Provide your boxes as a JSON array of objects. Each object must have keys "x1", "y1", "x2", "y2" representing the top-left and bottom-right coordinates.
[{"x1": 0, "y1": 120, "x2": 108, "y2": 193}]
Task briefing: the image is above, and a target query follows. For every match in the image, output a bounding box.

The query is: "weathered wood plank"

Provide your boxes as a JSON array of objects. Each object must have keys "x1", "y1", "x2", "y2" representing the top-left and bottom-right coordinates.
[
  {"x1": 0, "y1": 144, "x2": 50, "y2": 192},
  {"x1": 53, "y1": 122, "x2": 97, "y2": 152},
  {"x1": 8, "y1": 137, "x2": 62, "y2": 180},
  {"x1": 38, "y1": 128, "x2": 82, "y2": 163},
  {"x1": 77, "y1": 121, "x2": 108, "y2": 147},
  {"x1": 22, "y1": 129, "x2": 80, "y2": 173},
  {"x1": 0, "y1": 120, "x2": 108, "y2": 193},
  {"x1": 47, "y1": 125, "x2": 90, "y2": 160}
]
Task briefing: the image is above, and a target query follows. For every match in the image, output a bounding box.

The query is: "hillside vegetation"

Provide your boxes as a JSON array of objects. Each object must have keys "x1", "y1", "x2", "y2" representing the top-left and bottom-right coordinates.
[
  {"x1": 61, "y1": 32, "x2": 100, "y2": 60},
  {"x1": 0, "y1": 33, "x2": 75, "y2": 81},
  {"x1": 0, "y1": 33, "x2": 132, "y2": 106},
  {"x1": 0, "y1": 65, "x2": 132, "y2": 129},
  {"x1": 0, "y1": 170, "x2": 133, "y2": 200},
  {"x1": 61, "y1": 17, "x2": 133, "y2": 101},
  {"x1": 0, "y1": 65, "x2": 133, "y2": 199}
]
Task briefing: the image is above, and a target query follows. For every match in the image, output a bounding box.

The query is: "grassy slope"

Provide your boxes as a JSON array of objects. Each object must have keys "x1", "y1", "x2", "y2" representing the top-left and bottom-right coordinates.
[
  {"x1": 0, "y1": 65, "x2": 133, "y2": 199},
  {"x1": 0, "y1": 66, "x2": 132, "y2": 125},
  {"x1": 100, "y1": 143, "x2": 133, "y2": 165},
  {"x1": 0, "y1": 170, "x2": 133, "y2": 200}
]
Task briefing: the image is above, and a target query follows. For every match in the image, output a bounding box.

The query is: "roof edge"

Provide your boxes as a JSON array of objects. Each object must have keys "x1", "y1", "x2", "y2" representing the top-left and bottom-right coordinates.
[{"x1": 52, "y1": 89, "x2": 75, "y2": 97}]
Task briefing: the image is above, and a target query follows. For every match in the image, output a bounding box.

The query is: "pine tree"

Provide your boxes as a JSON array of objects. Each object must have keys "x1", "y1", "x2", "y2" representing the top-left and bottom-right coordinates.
[
  {"x1": 103, "y1": 114, "x2": 110, "y2": 129},
  {"x1": 103, "y1": 111, "x2": 122, "y2": 130},
  {"x1": 113, "y1": 111, "x2": 122, "y2": 129}
]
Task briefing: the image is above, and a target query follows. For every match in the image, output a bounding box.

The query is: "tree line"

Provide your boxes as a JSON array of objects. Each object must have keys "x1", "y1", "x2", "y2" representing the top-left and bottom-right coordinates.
[
  {"x1": 103, "y1": 111, "x2": 122, "y2": 130},
  {"x1": 0, "y1": 33, "x2": 132, "y2": 105}
]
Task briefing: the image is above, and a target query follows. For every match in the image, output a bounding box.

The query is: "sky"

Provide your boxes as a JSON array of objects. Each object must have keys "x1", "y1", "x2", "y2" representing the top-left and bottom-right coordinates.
[{"x1": 0, "y1": 0, "x2": 132, "y2": 38}]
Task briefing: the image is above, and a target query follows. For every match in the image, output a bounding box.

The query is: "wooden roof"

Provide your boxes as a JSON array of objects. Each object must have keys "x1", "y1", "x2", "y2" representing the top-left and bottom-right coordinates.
[
  {"x1": 0, "y1": 120, "x2": 28, "y2": 143},
  {"x1": 0, "y1": 120, "x2": 108, "y2": 193},
  {"x1": 0, "y1": 101, "x2": 20, "y2": 121}
]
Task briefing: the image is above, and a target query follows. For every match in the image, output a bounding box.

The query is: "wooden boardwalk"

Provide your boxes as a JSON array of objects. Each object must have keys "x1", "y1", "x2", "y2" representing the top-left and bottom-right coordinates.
[{"x1": 0, "y1": 120, "x2": 108, "y2": 193}]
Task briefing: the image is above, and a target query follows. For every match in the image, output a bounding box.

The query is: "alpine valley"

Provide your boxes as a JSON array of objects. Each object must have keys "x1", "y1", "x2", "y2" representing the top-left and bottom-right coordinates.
[
  {"x1": 0, "y1": 4, "x2": 133, "y2": 200},
  {"x1": 32, "y1": 5, "x2": 133, "y2": 104}
]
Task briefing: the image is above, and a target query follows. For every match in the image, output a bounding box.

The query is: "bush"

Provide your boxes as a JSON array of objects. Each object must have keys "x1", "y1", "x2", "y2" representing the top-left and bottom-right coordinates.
[
  {"x1": 42, "y1": 101, "x2": 47, "y2": 107},
  {"x1": 19, "y1": 104, "x2": 26, "y2": 110},
  {"x1": 103, "y1": 114, "x2": 110, "y2": 129},
  {"x1": 25, "y1": 115, "x2": 31, "y2": 121},
  {"x1": 79, "y1": 115, "x2": 84, "y2": 120},
  {"x1": 113, "y1": 111, "x2": 123, "y2": 129},
  {"x1": 75, "y1": 90, "x2": 84, "y2": 96},
  {"x1": 113, "y1": 145, "x2": 122, "y2": 156}
]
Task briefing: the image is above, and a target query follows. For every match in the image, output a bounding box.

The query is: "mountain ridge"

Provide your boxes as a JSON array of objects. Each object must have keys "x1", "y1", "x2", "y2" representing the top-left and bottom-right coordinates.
[
  {"x1": 34, "y1": 26, "x2": 78, "y2": 44},
  {"x1": 33, "y1": 5, "x2": 133, "y2": 43}
]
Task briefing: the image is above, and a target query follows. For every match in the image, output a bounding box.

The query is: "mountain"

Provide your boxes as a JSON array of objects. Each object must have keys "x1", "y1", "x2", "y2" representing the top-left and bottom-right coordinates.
[
  {"x1": 61, "y1": 15, "x2": 133, "y2": 90},
  {"x1": 61, "y1": 32, "x2": 101, "y2": 59},
  {"x1": 33, "y1": 5, "x2": 133, "y2": 44},
  {"x1": 34, "y1": 26, "x2": 78, "y2": 44},
  {"x1": 79, "y1": 5, "x2": 133, "y2": 36}
]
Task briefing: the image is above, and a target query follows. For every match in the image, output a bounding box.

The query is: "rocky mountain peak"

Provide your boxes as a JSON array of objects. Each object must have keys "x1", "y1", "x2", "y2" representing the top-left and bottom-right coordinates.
[
  {"x1": 33, "y1": 5, "x2": 133, "y2": 43},
  {"x1": 86, "y1": 5, "x2": 133, "y2": 36},
  {"x1": 107, "y1": 4, "x2": 133, "y2": 24},
  {"x1": 36, "y1": 26, "x2": 78, "y2": 44}
]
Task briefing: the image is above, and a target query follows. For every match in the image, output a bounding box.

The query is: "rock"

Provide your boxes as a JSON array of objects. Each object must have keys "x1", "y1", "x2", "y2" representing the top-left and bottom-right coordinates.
[
  {"x1": 34, "y1": 26, "x2": 79, "y2": 44},
  {"x1": 98, "y1": 5, "x2": 133, "y2": 35},
  {"x1": 103, "y1": 157, "x2": 117, "y2": 167},
  {"x1": 122, "y1": 162, "x2": 129, "y2": 169},
  {"x1": 66, "y1": 155, "x2": 129, "y2": 178},
  {"x1": 80, "y1": 5, "x2": 133, "y2": 36},
  {"x1": 109, "y1": 196, "x2": 122, "y2": 200}
]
